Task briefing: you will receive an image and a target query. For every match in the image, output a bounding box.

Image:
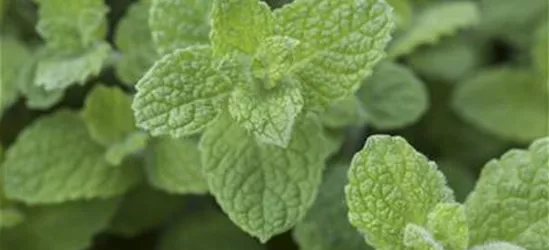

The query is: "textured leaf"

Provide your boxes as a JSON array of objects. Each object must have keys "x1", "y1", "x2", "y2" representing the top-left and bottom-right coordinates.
[
  {"x1": 104, "y1": 132, "x2": 149, "y2": 166},
  {"x1": 470, "y1": 242, "x2": 527, "y2": 250},
  {"x1": 157, "y1": 210, "x2": 265, "y2": 250},
  {"x1": 35, "y1": 0, "x2": 108, "y2": 51},
  {"x1": 145, "y1": 137, "x2": 208, "y2": 194},
  {"x1": 108, "y1": 185, "x2": 184, "y2": 237},
  {"x1": 35, "y1": 42, "x2": 111, "y2": 90},
  {"x1": 200, "y1": 114, "x2": 328, "y2": 242},
  {"x1": 403, "y1": 224, "x2": 444, "y2": 250},
  {"x1": 114, "y1": 0, "x2": 157, "y2": 85},
  {"x1": 0, "y1": 199, "x2": 119, "y2": 250},
  {"x1": 293, "y1": 166, "x2": 373, "y2": 250},
  {"x1": 252, "y1": 36, "x2": 301, "y2": 87},
  {"x1": 133, "y1": 46, "x2": 234, "y2": 138},
  {"x1": 229, "y1": 80, "x2": 303, "y2": 147},
  {"x1": 345, "y1": 135, "x2": 454, "y2": 249},
  {"x1": 389, "y1": 1, "x2": 480, "y2": 57},
  {"x1": 0, "y1": 36, "x2": 31, "y2": 113},
  {"x1": 465, "y1": 137, "x2": 549, "y2": 250},
  {"x1": 426, "y1": 203, "x2": 468, "y2": 250},
  {"x1": 211, "y1": 0, "x2": 274, "y2": 57},
  {"x1": 82, "y1": 85, "x2": 136, "y2": 146},
  {"x1": 274, "y1": 0, "x2": 394, "y2": 109},
  {"x1": 408, "y1": 38, "x2": 479, "y2": 83},
  {"x1": 149, "y1": 0, "x2": 211, "y2": 55},
  {"x1": 321, "y1": 96, "x2": 367, "y2": 129},
  {"x1": 453, "y1": 68, "x2": 548, "y2": 142},
  {"x1": 357, "y1": 61, "x2": 428, "y2": 129},
  {"x1": 3, "y1": 110, "x2": 141, "y2": 204}
]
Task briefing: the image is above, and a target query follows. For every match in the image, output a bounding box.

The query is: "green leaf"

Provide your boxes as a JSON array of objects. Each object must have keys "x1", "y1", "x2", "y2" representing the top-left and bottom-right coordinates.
[
  {"x1": 0, "y1": 207, "x2": 25, "y2": 229},
  {"x1": 104, "y1": 132, "x2": 149, "y2": 166},
  {"x1": 229, "y1": 80, "x2": 304, "y2": 147},
  {"x1": 114, "y1": 0, "x2": 158, "y2": 85},
  {"x1": 470, "y1": 242, "x2": 527, "y2": 250},
  {"x1": 133, "y1": 46, "x2": 234, "y2": 138},
  {"x1": 438, "y1": 160, "x2": 476, "y2": 202},
  {"x1": 426, "y1": 203, "x2": 468, "y2": 250},
  {"x1": 403, "y1": 224, "x2": 444, "y2": 250},
  {"x1": 532, "y1": 23, "x2": 548, "y2": 76},
  {"x1": 210, "y1": 0, "x2": 274, "y2": 57},
  {"x1": 0, "y1": 199, "x2": 119, "y2": 250},
  {"x1": 149, "y1": 0, "x2": 211, "y2": 55},
  {"x1": 145, "y1": 137, "x2": 208, "y2": 194},
  {"x1": 16, "y1": 49, "x2": 65, "y2": 109},
  {"x1": 252, "y1": 36, "x2": 301, "y2": 87},
  {"x1": 200, "y1": 114, "x2": 328, "y2": 242},
  {"x1": 407, "y1": 38, "x2": 480, "y2": 83},
  {"x1": 345, "y1": 135, "x2": 454, "y2": 249},
  {"x1": 0, "y1": 36, "x2": 32, "y2": 114},
  {"x1": 465, "y1": 137, "x2": 549, "y2": 250},
  {"x1": 3, "y1": 110, "x2": 141, "y2": 204},
  {"x1": 108, "y1": 185, "x2": 184, "y2": 237},
  {"x1": 35, "y1": 0, "x2": 108, "y2": 51},
  {"x1": 293, "y1": 166, "x2": 373, "y2": 250},
  {"x1": 321, "y1": 96, "x2": 366, "y2": 129},
  {"x1": 274, "y1": 0, "x2": 394, "y2": 109},
  {"x1": 453, "y1": 68, "x2": 548, "y2": 142},
  {"x1": 389, "y1": 1, "x2": 480, "y2": 57},
  {"x1": 82, "y1": 85, "x2": 136, "y2": 146},
  {"x1": 357, "y1": 61, "x2": 429, "y2": 129},
  {"x1": 386, "y1": 0, "x2": 413, "y2": 30},
  {"x1": 157, "y1": 210, "x2": 265, "y2": 250},
  {"x1": 35, "y1": 42, "x2": 111, "y2": 90}
]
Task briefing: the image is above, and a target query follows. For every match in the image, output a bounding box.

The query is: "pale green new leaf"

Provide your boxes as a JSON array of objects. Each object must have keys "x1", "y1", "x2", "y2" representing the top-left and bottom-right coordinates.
[
  {"x1": 150, "y1": 0, "x2": 211, "y2": 55},
  {"x1": 403, "y1": 224, "x2": 444, "y2": 250},
  {"x1": 210, "y1": 0, "x2": 274, "y2": 57},
  {"x1": 465, "y1": 137, "x2": 549, "y2": 250},
  {"x1": 275, "y1": 0, "x2": 394, "y2": 109},
  {"x1": 453, "y1": 68, "x2": 548, "y2": 142},
  {"x1": 108, "y1": 185, "x2": 184, "y2": 237},
  {"x1": 35, "y1": 0, "x2": 108, "y2": 51},
  {"x1": 293, "y1": 166, "x2": 373, "y2": 250},
  {"x1": 357, "y1": 61, "x2": 428, "y2": 129},
  {"x1": 389, "y1": 1, "x2": 480, "y2": 57},
  {"x1": 3, "y1": 110, "x2": 141, "y2": 204},
  {"x1": 104, "y1": 132, "x2": 149, "y2": 166},
  {"x1": 157, "y1": 210, "x2": 265, "y2": 250},
  {"x1": 252, "y1": 36, "x2": 301, "y2": 87},
  {"x1": 321, "y1": 96, "x2": 366, "y2": 129},
  {"x1": 0, "y1": 36, "x2": 31, "y2": 114},
  {"x1": 133, "y1": 46, "x2": 234, "y2": 138},
  {"x1": 114, "y1": 0, "x2": 157, "y2": 85},
  {"x1": 426, "y1": 203, "x2": 468, "y2": 250},
  {"x1": 82, "y1": 85, "x2": 136, "y2": 146},
  {"x1": 0, "y1": 199, "x2": 119, "y2": 250},
  {"x1": 345, "y1": 135, "x2": 454, "y2": 249},
  {"x1": 200, "y1": 114, "x2": 328, "y2": 242},
  {"x1": 35, "y1": 42, "x2": 111, "y2": 90},
  {"x1": 470, "y1": 242, "x2": 527, "y2": 250},
  {"x1": 229, "y1": 80, "x2": 304, "y2": 148},
  {"x1": 145, "y1": 137, "x2": 208, "y2": 194}
]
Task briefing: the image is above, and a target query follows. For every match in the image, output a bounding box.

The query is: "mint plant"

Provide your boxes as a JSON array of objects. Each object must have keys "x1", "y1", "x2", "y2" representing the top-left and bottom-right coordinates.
[{"x1": 0, "y1": 0, "x2": 547, "y2": 249}]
